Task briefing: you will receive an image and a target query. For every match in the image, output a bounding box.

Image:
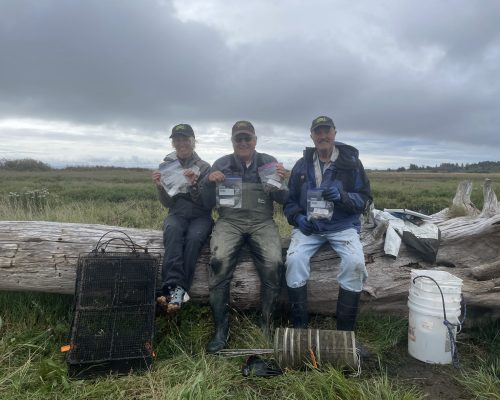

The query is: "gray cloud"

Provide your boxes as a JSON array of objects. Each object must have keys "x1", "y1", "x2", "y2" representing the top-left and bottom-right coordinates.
[
  {"x1": 0, "y1": 0, "x2": 226, "y2": 126},
  {"x1": 0, "y1": 0, "x2": 499, "y2": 168}
]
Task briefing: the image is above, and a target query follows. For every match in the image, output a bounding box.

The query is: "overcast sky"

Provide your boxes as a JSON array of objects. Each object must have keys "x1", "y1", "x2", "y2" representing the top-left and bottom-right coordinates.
[{"x1": 1, "y1": 0, "x2": 499, "y2": 169}]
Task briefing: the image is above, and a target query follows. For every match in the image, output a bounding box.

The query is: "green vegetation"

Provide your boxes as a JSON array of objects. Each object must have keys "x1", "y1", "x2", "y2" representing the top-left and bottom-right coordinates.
[
  {"x1": 0, "y1": 167, "x2": 499, "y2": 399},
  {"x1": 1, "y1": 291, "x2": 498, "y2": 399},
  {"x1": 459, "y1": 362, "x2": 500, "y2": 400},
  {"x1": 1, "y1": 168, "x2": 499, "y2": 227},
  {"x1": 0, "y1": 293, "x2": 428, "y2": 400},
  {"x1": 369, "y1": 171, "x2": 500, "y2": 214},
  {"x1": 0, "y1": 169, "x2": 165, "y2": 229}
]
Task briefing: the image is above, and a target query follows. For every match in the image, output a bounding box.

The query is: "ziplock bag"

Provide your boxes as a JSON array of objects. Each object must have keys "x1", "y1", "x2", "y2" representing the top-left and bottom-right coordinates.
[
  {"x1": 307, "y1": 189, "x2": 333, "y2": 220},
  {"x1": 159, "y1": 160, "x2": 189, "y2": 197},
  {"x1": 257, "y1": 162, "x2": 286, "y2": 193},
  {"x1": 216, "y1": 177, "x2": 243, "y2": 208}
]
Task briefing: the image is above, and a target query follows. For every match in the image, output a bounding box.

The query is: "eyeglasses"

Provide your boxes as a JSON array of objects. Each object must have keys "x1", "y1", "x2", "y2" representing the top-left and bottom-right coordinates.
[
  {"x1": 233, "y1": 136, "x2": 254, "y2": 143},
  {"x1": 172, "y1": 136, "x2": 191, "y2": 143},
  {"x1": 312, "y1": 126, "x2": 334, "y2": 135}
]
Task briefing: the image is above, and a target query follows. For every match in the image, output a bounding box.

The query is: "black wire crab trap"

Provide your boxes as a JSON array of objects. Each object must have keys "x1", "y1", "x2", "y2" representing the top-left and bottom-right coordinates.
[{"x1": 65, "y1": 231, "x2": 160, "y2": 378}]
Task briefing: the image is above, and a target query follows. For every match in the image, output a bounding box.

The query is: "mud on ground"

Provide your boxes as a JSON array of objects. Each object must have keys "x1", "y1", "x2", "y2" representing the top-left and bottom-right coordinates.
[{"x1": 388, "y1": 354, "x2": 470, "y2": 399}]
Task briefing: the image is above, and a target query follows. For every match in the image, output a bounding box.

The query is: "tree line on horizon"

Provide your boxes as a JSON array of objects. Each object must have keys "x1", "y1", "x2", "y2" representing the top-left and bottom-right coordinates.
[
  {"x1": 384, "y1": 161, "x2": 500, "y2": 173},
  {"x1": 0, "y1": 158, "x2": 148, "y2": 172},
  {"x1": 2, "y1": 158, "x2": 500, "y2": 173}
]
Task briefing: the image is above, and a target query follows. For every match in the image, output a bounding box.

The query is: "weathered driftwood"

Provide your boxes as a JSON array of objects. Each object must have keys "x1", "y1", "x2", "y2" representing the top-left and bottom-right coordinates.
[
  {"x1": 1, "y1": 180, "x2": 499, "y2": 320},
  {"x1": 471, "y1": 261, "x2": 500, "y2": 281},
  {"x1": 479, "y1": 179, "x2": 500, "y2": 218},
  {"x1": 452, "y1": 180, "x2": 479, "y2": 216}
]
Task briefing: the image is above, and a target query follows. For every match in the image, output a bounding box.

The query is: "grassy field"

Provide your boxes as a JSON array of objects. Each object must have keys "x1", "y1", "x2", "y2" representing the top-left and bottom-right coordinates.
[
  {"x1": 0, "y1": 168, "x2": 499, "y2": 399},
  {"x1": 368, "y1": 171, "x2": 500, "y2": 214},
  {"x1": 1, "y1": 168, "x2": 499, "y2": 231}
]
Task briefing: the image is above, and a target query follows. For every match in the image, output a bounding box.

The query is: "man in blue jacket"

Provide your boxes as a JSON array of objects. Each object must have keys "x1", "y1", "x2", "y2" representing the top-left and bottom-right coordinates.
[{"x1": 284, "y1": 116, "x2": 372, "y2": 331}]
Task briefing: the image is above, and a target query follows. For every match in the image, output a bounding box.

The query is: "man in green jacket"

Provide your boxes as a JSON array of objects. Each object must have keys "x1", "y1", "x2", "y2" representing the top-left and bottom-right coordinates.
[{"x1": 201, "y1": 121, "x2": 288, "y2": 352}]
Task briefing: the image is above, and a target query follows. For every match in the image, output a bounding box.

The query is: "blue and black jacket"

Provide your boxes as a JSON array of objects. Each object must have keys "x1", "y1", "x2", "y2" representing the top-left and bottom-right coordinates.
[{"x1": 284, "y1": 142, "x2": 372, "y2": 233}]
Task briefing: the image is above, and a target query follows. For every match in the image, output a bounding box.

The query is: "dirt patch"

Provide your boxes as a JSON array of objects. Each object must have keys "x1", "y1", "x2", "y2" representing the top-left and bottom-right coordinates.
[{"x1": 387, "y1": 353, "x2": 469, "y2": 399}]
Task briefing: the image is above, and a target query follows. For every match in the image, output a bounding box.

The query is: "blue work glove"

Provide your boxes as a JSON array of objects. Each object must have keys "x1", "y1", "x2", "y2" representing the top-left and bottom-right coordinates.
[
  {"x1": 322, "y1": 186, "x2": 341, "y2": 202},
  {"x1": 296, "y1": 214, "x2": 314, "y2": 236}
]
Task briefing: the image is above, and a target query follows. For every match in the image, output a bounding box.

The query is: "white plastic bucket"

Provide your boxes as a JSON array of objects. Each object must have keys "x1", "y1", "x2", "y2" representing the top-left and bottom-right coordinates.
[
  {"x1": 410, "y1": 270, "x2": 462, "y2": 294},
  {"x1": 408, "y1": 287, "x2": 461, "y2": 310},
  {"x1": 407, "y1": 270, "x2": 463, "y2": 364}
]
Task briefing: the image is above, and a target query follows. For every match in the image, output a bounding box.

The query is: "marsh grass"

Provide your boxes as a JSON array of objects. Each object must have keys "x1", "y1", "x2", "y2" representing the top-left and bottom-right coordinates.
[
  {"x1": 369, "y1": 171, "x2": 500, "y2": 214},
  {"x1": 2, "y1": 292, "x2": 500, "y2": 399},
  {"x1": 455, "y1": 320, "x2": 500, "y2": 399},
  {"x1": 7, "y1": 188, "x2": 52, "y2": 213},
  {"x1": 0, "y1": 292, "x2": 428, "y2": 400},
  {"x1": 458, "y1": 362, "x2": 500, "y2": 400},
  {"x1": 447, "y1": 205, "x2": 468, "y2": 218},
  {"x1": 2, "y1": 170, "x2": 499, "y2": 227}
]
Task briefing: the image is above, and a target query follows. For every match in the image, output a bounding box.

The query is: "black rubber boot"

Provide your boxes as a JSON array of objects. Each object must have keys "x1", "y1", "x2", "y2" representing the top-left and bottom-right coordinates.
[
  {"x1": 206, "y1": 286, "x2": 230, "y2": 353},
  {"x1": 260, "y1": 287, "x2": 280, "y2": 339},
  {"x1": 337, "y1": 287, "x2": 372, "y2": 359},
  {"x1": 336, "y1": 286, "x2": 361, "y2": 331},
  {"x1": 287, "y1": 285, "x2": 308, "y2": 328}
]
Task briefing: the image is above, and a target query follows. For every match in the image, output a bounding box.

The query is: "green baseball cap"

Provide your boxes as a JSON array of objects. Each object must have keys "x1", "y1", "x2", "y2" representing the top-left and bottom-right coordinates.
[
  {"x1": 231, "y1": 120, "x2": 255, "y2": 137},
  {"x1": 170, "y1": 123, "x2": 195, "y2": 138},
  {"x1": 310, "y1": 116, "x2": 335, "y2": 132}
]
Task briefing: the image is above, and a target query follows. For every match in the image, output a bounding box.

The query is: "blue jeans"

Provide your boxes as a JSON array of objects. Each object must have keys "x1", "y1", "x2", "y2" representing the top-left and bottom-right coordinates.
[{"x1": 285, "y1": 228, "x2": 367, "y2": 292}]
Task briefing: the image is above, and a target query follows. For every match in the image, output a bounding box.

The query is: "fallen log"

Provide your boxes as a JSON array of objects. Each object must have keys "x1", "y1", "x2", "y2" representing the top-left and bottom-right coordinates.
[
  {"x1": 471, "y1": 261, "x2": 500, "y2": 281},
  {"x1": 1, "y1": 180, "x2": 499, "y2": 320}
]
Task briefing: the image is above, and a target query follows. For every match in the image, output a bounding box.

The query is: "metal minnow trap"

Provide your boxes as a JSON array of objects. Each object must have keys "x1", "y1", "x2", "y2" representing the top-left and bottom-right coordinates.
[
  {"x1": 64, "y1": 231, "x2": 160, "y2": 378},
  {"x1": 274, "y1": 327, "x2": 358, "y2": 370},
  {"x1": 218, "y1": 328, "x2": 359, "y2": 371}
]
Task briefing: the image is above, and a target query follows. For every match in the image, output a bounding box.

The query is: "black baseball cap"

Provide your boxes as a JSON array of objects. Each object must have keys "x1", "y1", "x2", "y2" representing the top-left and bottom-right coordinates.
[
  {"x1": 231, "y1": 120, "x2": 255, "y2": 137},
  {"x1": 310, "y1": 116, "x2": 335, "y2": 132},
  {"x1": 170, "y1": 123, "x2": 195, "y2": 138}
]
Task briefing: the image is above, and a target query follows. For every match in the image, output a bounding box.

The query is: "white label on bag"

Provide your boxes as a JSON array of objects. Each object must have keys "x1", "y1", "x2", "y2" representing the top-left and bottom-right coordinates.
[
  {"x1": 313, "y1": 208, "x2": 330, "y2": 216},
  {"x1": 267, "y1": 178, "x2": 282, "y2": 188},
  {"x1": 310, "y1": 200, "x2": 327, "y2": 208},
  {"x1": 220, "y1": 198, "x2": 235, "y2": 206},
  {"x1": 219, "y1": 188, "x2": 235, "y2": 195}
]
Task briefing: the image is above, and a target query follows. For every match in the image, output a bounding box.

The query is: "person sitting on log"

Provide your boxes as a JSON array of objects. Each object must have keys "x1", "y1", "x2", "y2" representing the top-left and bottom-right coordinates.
[
  {"x1": 200, "y1": 120, "x2": 288, "y2": 353},
  {"x1": 284, "y1": 116, "x2": 372, "y2": 331},
  {"x1": 152, "y1": 124, "x2": 213, "y2": 313}
]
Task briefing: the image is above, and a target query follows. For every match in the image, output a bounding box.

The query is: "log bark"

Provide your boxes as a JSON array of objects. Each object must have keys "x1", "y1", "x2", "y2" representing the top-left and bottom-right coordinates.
[
  {"x1": 471, "y1": 261, "x2": 500, "y2": 281},
  {"x1": 1, "y1": 180, "x2": 499, "y2": 320}
]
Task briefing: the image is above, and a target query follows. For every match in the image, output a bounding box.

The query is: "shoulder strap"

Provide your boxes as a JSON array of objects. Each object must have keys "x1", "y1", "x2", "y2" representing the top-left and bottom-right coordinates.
[
  {"x1": 228, "y1": 154, "x2": 242, "y2": 176},
  {"x1": 256, "y1": 153, "x2": 265, "y2": 168}
]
